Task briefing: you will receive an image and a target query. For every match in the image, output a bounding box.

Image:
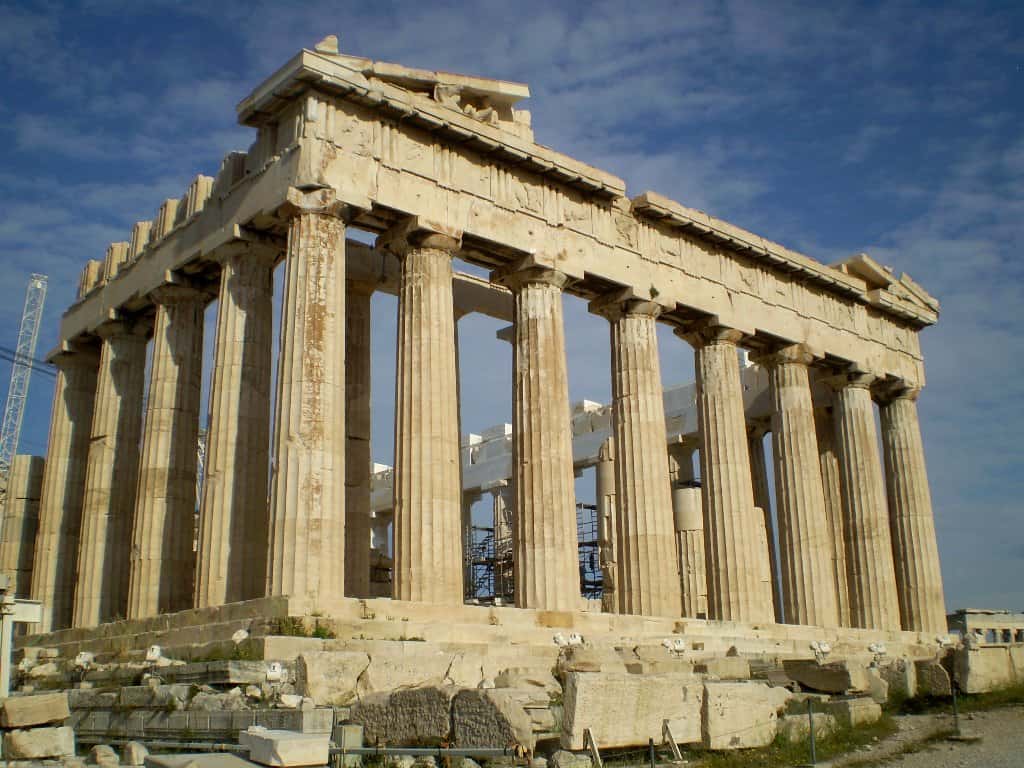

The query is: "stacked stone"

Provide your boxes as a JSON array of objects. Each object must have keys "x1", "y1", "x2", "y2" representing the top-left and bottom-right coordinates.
[{"x1": 0, "y1": 691, "x2": 75, "y2": 759}]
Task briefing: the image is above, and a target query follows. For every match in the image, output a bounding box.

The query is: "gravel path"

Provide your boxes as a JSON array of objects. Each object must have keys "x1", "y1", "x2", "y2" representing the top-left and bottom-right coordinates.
[{"x1": 873, "y1": 706, "x2": 1024, "y2": 768}]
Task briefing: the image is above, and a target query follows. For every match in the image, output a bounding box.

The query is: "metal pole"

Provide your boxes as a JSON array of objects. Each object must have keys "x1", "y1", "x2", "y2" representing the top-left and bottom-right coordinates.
[
  {"x1": 807, "y1": 698, "x2": 817, "y2": 765},
  {"x1": 648, "y1": 737, "x2": 656, "y2": 768},
  {"x1": 952, "y1": 679, "x2": 961, "y2": 737}
]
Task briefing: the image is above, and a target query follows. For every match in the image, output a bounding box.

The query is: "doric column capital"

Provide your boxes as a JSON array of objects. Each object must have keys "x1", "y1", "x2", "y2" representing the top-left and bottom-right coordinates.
[
  {"x1": 752, "y1": 342, "x2": 816, "y2": 369},
  {"x1": 823, "y1": 369, "x2": 877, "y2": 392},
  {"x1": 588, "y1": 290, "x2": 662, "y2": 322},
  {"x1": 746, "y1": 418, "x2": 771, "y2": 440},
  {"x1": 346, "y1": 278, "x2": 377, "y2": 297},
  {"x1": 379, "y1": 216, "x2": 462, "y2": 258},
  {"x1": 214, "y1": 237, "x2": 282, "y2": 268},
  {"x1": 675, "y1": 320, "x2": 745, "y2": 349},
  {"x1": 50, "y1": 344, "x2": 100, "y2": 371},
  {"x1": 95, "y1": 317, "x2": 150, "y2": 342},
  {"x1": 873, "y1": 380, "x2": 922, "y2": 406},
  {"x1": 279, "y1": 186, "x2": 363, "y2": 222},
  {"x1": 491, "y1": 260, "x2": 569, "y2": 292},
  {"x1": 150, "y1": 279, "x2": 210, "y2": 307}
]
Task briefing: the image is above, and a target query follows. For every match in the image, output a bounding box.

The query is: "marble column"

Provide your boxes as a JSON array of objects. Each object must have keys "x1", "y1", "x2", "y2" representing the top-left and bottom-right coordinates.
[
  {"x1": 877, "y1": 385, "x2": 946, "y2": 634},
  {"x1": 814, "y1": 404, "x2": 851, "y2": 626},
  {"x1": 127, "y1": 285, "x2": 205, "y2": 619},
  {"x1": 267, "y1": 192, "x2": 349, "y2": 612},
  {"x1": 681, "y1": 323, "x2": 773, "y2": 624},
  {"x1": 74, "y1": 321, "x2": 148, "y2": 627},
  {"x1": 30, "y1": 351, "x2": 98, "y2": 632},
  {"x1": 594, "y1": 298, "x2": 680, "y2": 617},
  {"x1": 668, "y1": 442, "x2": 707, "y2": 618},
  {"x1": 389, "y1": 222, "x2": 463, "y2": 605},
  {"x1": 747, "y1": 425, "x2": 783, "y2": 623},
  {"x1": 829, "y1": 372, "x2": 900, "y2": 630},
  {"x1": 496, "y1": 265, "x2": 580, "y2": 611},
  {"x1": 0, "y1": 456, "x2": 44, "y2": 597},
  {"x1": 344, "y1": 279, "x2": 373, "y2": 598},
  {"x1": 595, "y1": 438, "x2": 617, "y2": 613},
  {"x1": 195, "y1": 243, "x2": 276, "y2": 608},
  {"x1": 762, "y1": 345, "x2": 839, "y2": 628}
]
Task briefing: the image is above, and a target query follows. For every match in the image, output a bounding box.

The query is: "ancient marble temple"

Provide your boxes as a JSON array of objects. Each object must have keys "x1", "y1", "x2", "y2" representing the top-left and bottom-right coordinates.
[{"x1": 17, "y1": 37, "x2": 946, "y2": 639}]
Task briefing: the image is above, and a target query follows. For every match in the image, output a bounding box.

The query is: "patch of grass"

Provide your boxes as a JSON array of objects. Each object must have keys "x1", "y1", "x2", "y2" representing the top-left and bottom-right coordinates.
[
  {"x1": 275, "y1": 617, "x2": 309, "y2": 637},
  {"x1": 898, "y1": 681, "x2": 1024, "y2": 715},
  {"x1": 666, "y1": 715, "x2": 899, "y2": 768},
  {"x1": 311, "y1": 621, "x2": 337, "y2": 640}
]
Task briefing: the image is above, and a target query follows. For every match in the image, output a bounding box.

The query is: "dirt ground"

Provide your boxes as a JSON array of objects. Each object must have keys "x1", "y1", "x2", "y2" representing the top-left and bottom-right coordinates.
[{"x1": 830, "y1": 705, "x2": 1024, "y2": 767}]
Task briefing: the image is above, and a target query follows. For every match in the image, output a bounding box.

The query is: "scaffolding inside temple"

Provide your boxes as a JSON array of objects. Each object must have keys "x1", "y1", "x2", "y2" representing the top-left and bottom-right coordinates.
[{"x1": 463, "y1": 500, "x2": 603, "y2": 604}]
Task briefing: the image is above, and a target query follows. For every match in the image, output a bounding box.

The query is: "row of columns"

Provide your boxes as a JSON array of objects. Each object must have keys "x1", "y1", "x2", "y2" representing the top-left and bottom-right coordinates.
[{"x1": 28, "y1": 198, "x2": 946, "y2": 636}]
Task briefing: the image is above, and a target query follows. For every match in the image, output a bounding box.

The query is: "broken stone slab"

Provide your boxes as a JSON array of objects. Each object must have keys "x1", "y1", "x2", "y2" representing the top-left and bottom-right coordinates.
[
  {"x1": 694, "y1": 657, "x2": 750, "y2": 680},
  {"x1": 90, "y1": 743, "x2": 120, "y2": 767},
  {"x1": 878, "y1": 658, "x2": 917, "y2": 700},
  {"x1": 557, "y1": 647, "x2": 627, "y2": 674},
  {"x1": 561, "y1": 671, "x2": 701, "y2": 750},
  {"x1": 145, "y1": 755, "x2": 260, "y2": 768},
  {"x1": 823, "y1": 697, "x2": 882, "y2": 727},
  {"x1": 296, "y1": 651, "x2": 370, "y2": 705},
  {"x1": 866, "y1": 667, "x2": 889, "y2": 704},
  {"x1": 955, "y1": 646, "x2": 1015, "y2": 694},
  {"x1": 494, "y1": 667, "x2": 560, "y2": 693},
  {"x1": 701, "y1": 682, "x2": 787, "y2": 750},
  {"x1": 239, "y1": 727, "x2": 330, "y2": 767},
  {"x1": 3, "y1": 725, "x2": 76, "y2": 758},
  {"x1": 0, "y1": 691, "x2": 71, "y2": 727},
  {"x1": 914, "y1": 659, "x2": 951, "y2": 696},
  {"x1": 549, "y1": 751, "x2": 591, "y2": 768},
  {"x1": 782, "y1": 659, "x2": 870, "y2": 694},
  {"x1": 777, "y1": 712, "x2": 837, "y2": 742},
  {"x1": 349, "y1": 686, "x2": 458, "y2": 746},
  {"x1": 124, "y1": 741, "x2": 150, "y2": 766},
  {"x1": 452, "y1": 688, "x2": 539, "y2": 751}
]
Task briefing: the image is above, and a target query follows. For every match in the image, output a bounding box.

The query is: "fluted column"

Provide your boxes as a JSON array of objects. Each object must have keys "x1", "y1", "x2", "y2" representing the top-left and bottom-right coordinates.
[
  {"x1": 814, "y1": 405, "x2": 851, "y2": 626},
  {"x1": 74, "y1": 322, "x2": 148, "y2": 627},
  {"x1": 344, "y1": 279, "x2": 373, "y2": 598},
  {"x1": 747, "y1": 424, "x2": 783, "y2": 622},
  {"x1": 496, "y1": 265, "x2": 580, "y2": 611},
  {"x1": 595, "y1": 438, "x2": 617, "y2": 613},
  {"x1": 195, "y1": 243, "x2": 276, "y2": 608},
  {"x1": 389, "y1": 220, "x2": 464, "y2": 605},
  {"x1": 127, "y1": 285, "x2": 205, "y2": 619},
  {"x1": 267, "y1": 191, "x2": 350, "y2": 612},
  {"x1": 761, "y1": 345, "x2": 839, "y2": 627},
  {"x1": 593, "y1": 297, "x2": 679, "y2": 617},
  {"x1": 31, "y1": 351, "x2": 98, "y2": 632},
  {"x1": 669, "y1": 442, "x2": 707, "y2": 619},
  {"x1": 680, "y1": 323, "x2": 773, "y2": 623},
  {"x1": 0, "y1": 456, "x2": 44, "y2": 597},
  {"x1": 829, "y1": 372, "x2": 900, "y2": 630},
  {"x1": 877, "y1": 385, "x2": 946, "y2": 634}
]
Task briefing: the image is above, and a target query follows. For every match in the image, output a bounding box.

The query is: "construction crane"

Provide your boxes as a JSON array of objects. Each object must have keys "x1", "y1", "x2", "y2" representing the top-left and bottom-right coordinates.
[{"x1": 0, "y1": 274, "x2": 48, "y2": 510}]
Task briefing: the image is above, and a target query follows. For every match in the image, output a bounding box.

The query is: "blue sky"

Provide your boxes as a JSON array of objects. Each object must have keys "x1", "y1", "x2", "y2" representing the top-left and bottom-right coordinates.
[{"x1": 1, "y1": 1, "x2": 1021, "y2": 611}]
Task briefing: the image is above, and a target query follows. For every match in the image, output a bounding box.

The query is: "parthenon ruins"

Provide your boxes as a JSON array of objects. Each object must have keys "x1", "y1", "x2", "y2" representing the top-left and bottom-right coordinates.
[{"x1": 11, "y1": 36, "x2": 947, "y2": 654}]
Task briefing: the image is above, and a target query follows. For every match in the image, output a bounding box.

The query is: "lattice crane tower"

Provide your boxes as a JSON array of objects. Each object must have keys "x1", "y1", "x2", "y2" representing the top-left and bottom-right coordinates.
[{"x1": 0, "y1": 274, "x2": 48, "y2": 507}]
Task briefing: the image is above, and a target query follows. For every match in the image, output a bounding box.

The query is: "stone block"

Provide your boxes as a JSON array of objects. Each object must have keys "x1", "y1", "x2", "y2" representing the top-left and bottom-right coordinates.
[
  {"x1": 3, "y1": 725, "x2": 76, "y2": 758},
  {"x1": 866, "y1": 667, "x2": 889, "y2": 704},
  {"x1": 957, "y1": 646, "x2": 1016, "y2": 694},
  {"x1": 494, "y1": 667, "x2": 561, "y2": 693},
  {"x1": 0, "y1": 692, "x2": 71, "y2": 727},
  {"x1": 914, "y1": 659, "x2": 951, "y2": 697},
  {"x1": 452, "y1": 688, "x2": 539, "y2": 751},
  {"x1": 701, "y1": 682, "x2": 781, "y2": 750},
  {"x1": 124, "y1": 741, "x2": 150, "y2": 766},
  {"x1": 90, "y1": 743, "x2": 121, "y2": 767},
  {"x1": 332, "y1": 723, "x2": 363, "y2": 767},
  {"x1": 694, "y1": 657, "x2": 750, "y2": 680},
  {"x1": 145, "y1": 755, "x2": 258, "y2": 768},
  {"x1": 296, "y1": 652, "x2": 370, "y2": 705},
  {"x1": 777, "y1": 713, "x2": 837, "y2": 742},
  {"x1": 561, "y1": 671, "x2": 701, "y2": 750},
  {"x1": 349, "y1": 686, "x2": 457, "y2": 745},
  {"x1": 782, "y1": 659, "x2": 870, "y2": 694},
  {"x1": 824, "y1": 697, "x2": 881, "y2": 728},
  {"x1": 878, "y1": 658, "x2": 917, "y2": 700},
  {"x1": 549, "y1": 751, "x2": 591, "y2": 768},
  {"x1": 239, "y1": 727, "x2": 330, "y2": 767}
]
